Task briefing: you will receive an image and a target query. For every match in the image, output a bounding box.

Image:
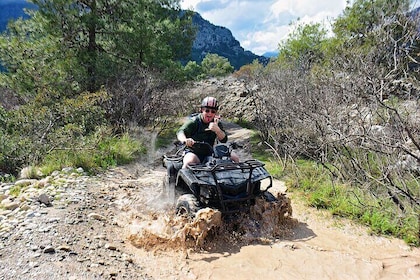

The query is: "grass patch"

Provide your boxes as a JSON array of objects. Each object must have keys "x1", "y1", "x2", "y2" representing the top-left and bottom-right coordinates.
[
  {"x1": 156, "y1": 124, "x2": 180, "y2": 149},
  {"x1": 0, "y1": 174, "x2": 15, "y2": 183},
  {"x1": 40, "y1": 132, "x2": 145, "y2": 175},
  {"x1": 285, "y1": 159, "x2": 419, "y2": 246},
  {"x1": 232, "y1": 118, "x2": 254, "y2": 129},
  {"x1": 8, "y1": 185, "x2": 22, "y2": 197},
  {"x1": 249, "y1": 131, "x2": 272, "y2": 162},
  {"x1": 247, "y1": 134, "x2": 419, "y2": 246},
  {"x1": 263, "y1": 160, "x2": 286, "y2": 179}
]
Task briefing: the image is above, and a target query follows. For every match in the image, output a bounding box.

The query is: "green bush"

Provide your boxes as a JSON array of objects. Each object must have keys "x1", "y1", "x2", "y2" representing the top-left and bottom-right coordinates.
[
  {"x1": 201, "y1": 53, "x2": 234, "y2": 77},
  {"x1": 183, "y1": 61, "x2": 202, "y2": 80}
]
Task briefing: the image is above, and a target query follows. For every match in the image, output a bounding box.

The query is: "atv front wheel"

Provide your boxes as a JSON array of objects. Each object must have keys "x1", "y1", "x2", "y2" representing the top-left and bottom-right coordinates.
[
  {"x1": 261, "y1": 191, "x2": 277, "y2": 202},
  {"x1": 176, "y1": 194, "x2": 201, "y2": 217}
]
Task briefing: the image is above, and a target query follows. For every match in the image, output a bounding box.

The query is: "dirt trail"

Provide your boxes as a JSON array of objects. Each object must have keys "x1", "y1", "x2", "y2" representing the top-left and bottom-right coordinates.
[
  {"x1": 182, "y1": 184, "x2": 420, "y2": 280},
  {"x1": 123, "y1": 122, "x2": 420, "y2": 280},
  {"x1": 1, "y1": 122, "x2": 419, "y2": 280}
]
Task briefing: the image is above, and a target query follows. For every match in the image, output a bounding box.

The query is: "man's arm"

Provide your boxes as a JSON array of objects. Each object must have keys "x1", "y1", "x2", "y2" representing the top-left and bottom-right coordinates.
[
  {"x1": 177, "y1": 131, "x2": 188, "y2": 143},
  {"x1": 215, "y1": 127, "x2": 227, "y2": 142},
  {"x1": 177, "y1": 121, "x2": 196, "y2": 147},
  {"x1": 208, "y1": 118, "x2": 227, "y2": 143}
]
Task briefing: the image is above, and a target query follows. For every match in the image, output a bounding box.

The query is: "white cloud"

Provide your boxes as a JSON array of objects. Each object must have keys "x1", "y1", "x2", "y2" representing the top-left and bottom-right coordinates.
[
  {"x1": 181, "y1": 0, "x2": 349, "y2": 55},
  {"x1": 270, "y1": 0, "x2": 346, "y2": 17},
  {"x1": 242, "y1": 25, "x2": 290, "y2": 55},
  {"x1": 180, "y1": 0, "x2": 201, "y2": 10}
]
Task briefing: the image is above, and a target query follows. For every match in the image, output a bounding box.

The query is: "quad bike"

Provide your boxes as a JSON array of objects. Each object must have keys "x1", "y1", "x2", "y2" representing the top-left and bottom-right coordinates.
[{"x1": 162, "y1": 141, "x2": 280, "y2": 216}]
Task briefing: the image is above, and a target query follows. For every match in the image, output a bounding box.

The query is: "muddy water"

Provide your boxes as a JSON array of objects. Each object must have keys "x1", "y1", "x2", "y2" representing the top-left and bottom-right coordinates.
[
  {"x1": 184, "y1": 181, "x2": 420, "y2": 280},
  {"x1": 128, "y1": 187, "x2": 293, "y2": 250},
  {"x1": 123, "y1": 177, "x2": 420, "y2": 280},
  {"x1": 116, "y1": 121, "x2": 420, "y2": 280}
]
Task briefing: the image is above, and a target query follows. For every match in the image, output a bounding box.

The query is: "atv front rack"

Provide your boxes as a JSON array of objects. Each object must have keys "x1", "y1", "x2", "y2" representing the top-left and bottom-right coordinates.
[
  {"x1": 188, "y1": 159, "x2": 264, "y2": 171},
  {"x1": 182, "y1": 159, "x2": 273, "y2": 213}
]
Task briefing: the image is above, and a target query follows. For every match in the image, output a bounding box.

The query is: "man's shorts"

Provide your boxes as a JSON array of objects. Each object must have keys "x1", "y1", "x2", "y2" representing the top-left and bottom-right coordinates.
[{"x1": 184, "y1": 149, "x2": 210, "y2": 163}]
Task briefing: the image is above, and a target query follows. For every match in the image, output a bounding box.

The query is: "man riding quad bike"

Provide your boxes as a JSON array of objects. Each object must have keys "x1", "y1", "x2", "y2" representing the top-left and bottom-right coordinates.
[
  {"x1": 163, "y1": 141, "x2": 281, "y2": 216},
  {"x1": 164, "y1": 96, "x2": 290, "y2": 217}
]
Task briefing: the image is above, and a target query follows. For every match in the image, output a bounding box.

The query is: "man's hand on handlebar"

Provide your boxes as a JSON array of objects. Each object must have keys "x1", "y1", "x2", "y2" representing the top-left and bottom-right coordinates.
[{"x1": 184, "y1": 138, "x2": 195, "y2": 147}]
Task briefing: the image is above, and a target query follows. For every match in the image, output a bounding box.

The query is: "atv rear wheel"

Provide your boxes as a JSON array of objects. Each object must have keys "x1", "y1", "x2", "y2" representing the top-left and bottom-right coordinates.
[{"x1": 176, "y1": 194, "x2": 201, "y2": 217}]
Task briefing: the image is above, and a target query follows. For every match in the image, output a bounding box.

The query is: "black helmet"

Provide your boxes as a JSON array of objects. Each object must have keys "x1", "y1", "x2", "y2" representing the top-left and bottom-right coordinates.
[{"x1": 201, "y1": 96, "x2": 218, "y2": 109}]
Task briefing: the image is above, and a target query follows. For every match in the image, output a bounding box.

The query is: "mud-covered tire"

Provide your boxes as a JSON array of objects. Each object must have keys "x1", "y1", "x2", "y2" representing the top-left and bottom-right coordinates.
[
  {"x1": 176, "y1": 194, "x2": 201, "y2": 217},
  {"x1": 261, "y1": 191, "x2": 277, "y2": 202},
  {"x1": 261, "y1": 191, "x2": 293, "y2": 217},
  {"x1": 161, "y1": 161, "x2": 179, "y2": 203}
]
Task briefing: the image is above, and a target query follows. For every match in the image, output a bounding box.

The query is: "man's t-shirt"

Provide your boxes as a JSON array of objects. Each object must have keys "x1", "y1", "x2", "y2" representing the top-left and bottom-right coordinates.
[{"x1": 177, "y1": 114, "x2": 228, "y2": 157}]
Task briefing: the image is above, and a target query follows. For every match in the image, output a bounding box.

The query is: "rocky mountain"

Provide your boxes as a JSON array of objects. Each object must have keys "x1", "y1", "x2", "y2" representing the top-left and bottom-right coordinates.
[
  {"x1": 0, "y1": 1, "x2": 268, "y2": 70},
  {"x1": 190, "y1": 12, "x2": 269, "y2": 69},
  {"x1": 262, "y1": 51, "x2": 279, "y2": 58}
]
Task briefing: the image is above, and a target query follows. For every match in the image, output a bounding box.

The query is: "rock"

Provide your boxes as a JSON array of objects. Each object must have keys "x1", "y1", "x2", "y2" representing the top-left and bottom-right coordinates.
[
  {"x1": 104, "y1": 243, "x2": 117, "y2": 251},
  {"x1": 36, "y1": 177, "x2": 51, "y2": 188},
  {"x1": 20, "y1": 203, "x2": 30, "y2": 211},
  {"x1": 88, "y1": 213, "x2": 106, "y2": 221},
  {"x1": 1, "y1": 183, "x2": 13, "y2": 190},
  {"x1": 121, "y1": 254, "x2": 133, "y2": 263},
  {"x1": 0, "y1": 210, "x2": 12, "y2": 216},
  {"x1": 0, "y1": 194, "x2": 7, "y2": 201},
  {"x1": 38, "y1": 193, "x2": 52, "y2": 207},
  {"x1": 191, "y1": 13, "x2": 268, "y2": 69},
  {"x1": 1, "y1": 199, "x2": 19, "y2": 211},
  {"x1": 62, "y1": 167, "x2": 74, "y2": 173},
  {"x1": 109, "y1": 271, "x2": 118, "y2": 277},
  {"x1": 76, "y1": 167, "x2": 84, "y2": 173},
  {"x1": 43, "y1": 246, "x2": 56, "y2": 254},
  {"x1": 57, "y1": 245, "x2": 71, "y2": 252},
  {"x1": 14, "y1": 179, "x2": 37, "y2": 187},
  {"x1": 29, "y1": 245, "x2": 38, "y2": 251}
]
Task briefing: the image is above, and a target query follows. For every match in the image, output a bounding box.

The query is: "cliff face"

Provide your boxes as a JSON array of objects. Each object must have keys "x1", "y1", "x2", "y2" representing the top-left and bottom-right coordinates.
[{"x1": 191, "y1": 13, "x2": 269, "y2": 69}]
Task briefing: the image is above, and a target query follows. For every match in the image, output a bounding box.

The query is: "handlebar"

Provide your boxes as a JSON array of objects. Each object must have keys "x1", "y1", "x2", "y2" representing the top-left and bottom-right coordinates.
[
  {"x1": 172, "y1": 140, "x2": 242, "y2": 155},
  {"x1": 188, "y1": 141, "x2": 242, "y2": 150}
]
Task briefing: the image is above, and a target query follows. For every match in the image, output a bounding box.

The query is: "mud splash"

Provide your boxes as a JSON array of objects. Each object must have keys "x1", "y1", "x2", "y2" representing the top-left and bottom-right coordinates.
[
  {"x1": 128, "y1": 193, "x2": 296, "y2": 252},
  {"x1": 245, "y1": 193, "x2": 295, "y2": 238},
  {"x1": 128, "y1": 207, "x2": 222, "y2": 251}
]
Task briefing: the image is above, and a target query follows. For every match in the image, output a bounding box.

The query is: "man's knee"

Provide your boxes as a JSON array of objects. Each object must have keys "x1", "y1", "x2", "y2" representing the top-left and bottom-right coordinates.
[
  {"x1": 231, "y1": 152, "x2": 239, "y2": 163},
  {"x1": 183, "y1": 153, "x2": 200, "y2": 168}
]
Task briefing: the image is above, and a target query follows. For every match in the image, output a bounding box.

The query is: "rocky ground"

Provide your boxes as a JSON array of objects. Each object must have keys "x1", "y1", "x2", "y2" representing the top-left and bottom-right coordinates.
[
  {"x1": 0, "y1": 165, "x2": 150, "y2": 279},
  {"x1": 1, "y1": 123, "x2": 420, "y2": 280},
  {"x1": 0, "y1": 121, "x2": 283, "y2": 279}
]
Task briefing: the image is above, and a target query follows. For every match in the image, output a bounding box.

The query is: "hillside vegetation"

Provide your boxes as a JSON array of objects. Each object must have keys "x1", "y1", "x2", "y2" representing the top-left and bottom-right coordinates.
[{"x1": 0, "y1": 0, "x2": 419, "y2": 245}]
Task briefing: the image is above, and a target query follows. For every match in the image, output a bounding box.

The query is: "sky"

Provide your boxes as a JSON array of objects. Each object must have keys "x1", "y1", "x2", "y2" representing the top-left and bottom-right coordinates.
[
  {"x1": 180, "y1": 0, "x2": 420, "y2": 56},
  {"x1": 180, "y1": 0, "x2": 350, "y2": 55}
]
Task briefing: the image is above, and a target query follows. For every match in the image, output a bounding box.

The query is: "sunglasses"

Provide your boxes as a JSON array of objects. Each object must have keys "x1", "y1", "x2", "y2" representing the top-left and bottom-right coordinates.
[{"x1": 204, "y1": 108, "x2": 217, "y2": 114}]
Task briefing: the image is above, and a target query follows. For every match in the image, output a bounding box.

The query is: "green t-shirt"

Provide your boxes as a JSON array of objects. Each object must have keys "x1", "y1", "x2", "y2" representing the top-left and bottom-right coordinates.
[{"x1": 177, "y1": 114, "x2": 228, "y2": 156}]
